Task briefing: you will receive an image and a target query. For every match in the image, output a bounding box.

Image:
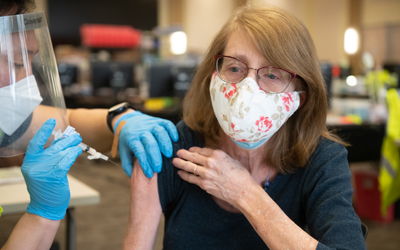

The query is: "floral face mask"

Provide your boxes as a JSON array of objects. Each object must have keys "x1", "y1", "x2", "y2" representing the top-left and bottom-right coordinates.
[{"x1": 210, "y1": 72, "x2": 301, "y2": 150}]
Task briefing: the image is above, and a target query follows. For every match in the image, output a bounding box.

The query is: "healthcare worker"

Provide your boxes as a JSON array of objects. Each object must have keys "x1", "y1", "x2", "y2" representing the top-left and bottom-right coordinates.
[
  {"x1": 0, "y1": 1, "x2": 177, "y2": 249},
  {"x1": 0, "y1": 0, "x2": 178, "y2": 177}
]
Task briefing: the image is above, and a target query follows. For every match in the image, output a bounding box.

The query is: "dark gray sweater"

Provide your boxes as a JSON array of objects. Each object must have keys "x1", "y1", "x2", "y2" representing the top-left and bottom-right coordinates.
[{"x1": 158, "y1": 121, "x2": 366, "y2": 250}]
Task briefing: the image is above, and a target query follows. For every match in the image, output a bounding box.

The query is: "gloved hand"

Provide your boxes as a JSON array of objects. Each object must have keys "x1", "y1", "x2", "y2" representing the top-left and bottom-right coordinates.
[
  {"x1": 22, "y1": 118, "x2": 82, "y2": 220},
  {"x1": 114, "y1": 111, "x2": 179, "y2": 178}
]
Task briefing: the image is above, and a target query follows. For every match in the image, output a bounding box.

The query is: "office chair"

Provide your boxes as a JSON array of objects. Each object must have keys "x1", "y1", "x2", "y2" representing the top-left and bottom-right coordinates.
[{"x1": 361, "y1": 222, "x2": 368, "y2": 240}]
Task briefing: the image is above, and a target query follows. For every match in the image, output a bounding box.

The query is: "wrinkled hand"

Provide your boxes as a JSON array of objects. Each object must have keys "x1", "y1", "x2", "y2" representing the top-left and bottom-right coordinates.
[
  {"x1": 172, "y1": 147, "x2": 254, "y2": 206},
  {"x1": 115, "y1": 111, "x2": 178, "y2": 178},
  {"x1": 22, "y1": 118, "x2": 82, "y2": 220}
]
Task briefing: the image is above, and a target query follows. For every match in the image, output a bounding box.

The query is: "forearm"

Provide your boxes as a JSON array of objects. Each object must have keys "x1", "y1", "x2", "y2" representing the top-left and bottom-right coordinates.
[
  {"x1": 0, "y1": 154, "x2": 25, "y2": 167},
  {"x1": 123, "y1": 161, "x2": 162, "y2": 250},
  {"x1": 67, "y1": 108, "x2": 113, "y2": 152},
  {"x1": 237, "y1": 184, "x2": 318, "y2": 250},
  {"x1": 1, "y1": 213, "x2": 60, "y2": 250},
  {"x1": 66, "y1": 108, "x2": 136, "y2": 153}
]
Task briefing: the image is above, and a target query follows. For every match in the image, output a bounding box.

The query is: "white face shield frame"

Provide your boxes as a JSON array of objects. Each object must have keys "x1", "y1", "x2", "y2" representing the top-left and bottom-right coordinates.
[{"x1": 0, "y1": 12, "x2": 68, "y2": 157}]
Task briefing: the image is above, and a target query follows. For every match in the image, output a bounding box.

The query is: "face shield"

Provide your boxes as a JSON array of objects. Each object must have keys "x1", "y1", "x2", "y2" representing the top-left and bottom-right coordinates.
[{"x1": 0, "y1": 12, "x2": 68, "y2": 157}]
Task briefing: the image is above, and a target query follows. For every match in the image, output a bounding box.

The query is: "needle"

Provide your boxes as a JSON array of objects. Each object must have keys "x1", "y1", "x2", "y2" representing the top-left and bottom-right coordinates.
[{"x1": 107, "y1": 159, "x2": 121, "y2": 167}]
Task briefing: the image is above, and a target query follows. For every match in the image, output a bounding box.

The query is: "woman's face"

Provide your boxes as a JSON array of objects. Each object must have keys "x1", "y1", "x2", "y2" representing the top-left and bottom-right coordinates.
[
  {"x1": 0, "y1": 30, "x2": 38, "y2": 88},
  {"x1": 222, "y1": 32, "x2": 297, "y2": 92}
]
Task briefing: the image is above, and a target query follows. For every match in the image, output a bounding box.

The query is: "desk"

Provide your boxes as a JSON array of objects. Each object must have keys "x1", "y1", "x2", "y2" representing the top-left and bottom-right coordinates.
[{"x1": 0, "y1": 174, "x2": 100, "y2": 250}]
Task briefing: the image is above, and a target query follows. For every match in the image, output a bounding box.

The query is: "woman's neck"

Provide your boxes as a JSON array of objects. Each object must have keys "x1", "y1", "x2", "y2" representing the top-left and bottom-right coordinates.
[{"x1": 219, "y1": 134, "x2": 268, "y2": 174}]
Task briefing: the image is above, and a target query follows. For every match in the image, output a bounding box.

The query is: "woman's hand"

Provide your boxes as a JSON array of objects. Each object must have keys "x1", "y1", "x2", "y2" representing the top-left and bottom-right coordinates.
[{"x1": 172, "y1": 147, "x2": 256, "y2": 207}]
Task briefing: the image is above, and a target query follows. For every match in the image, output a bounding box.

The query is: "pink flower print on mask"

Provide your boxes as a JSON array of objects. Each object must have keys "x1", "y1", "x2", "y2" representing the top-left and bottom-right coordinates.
[
  {"x1": 237, "y1": 139, "x2": 248, "y2": 142},
  {"x1": 282, "y1": 93, "x2": 294, "y2": 112},
  {"x1": 223, "y1": 83, "x2": 237, "y2": 99},
  {"x1": 255, "y1": 116, "x2": 273, "y2": 132},
  {"x1": 231, "y1": 122, "x2": 239, "y2": 132}
]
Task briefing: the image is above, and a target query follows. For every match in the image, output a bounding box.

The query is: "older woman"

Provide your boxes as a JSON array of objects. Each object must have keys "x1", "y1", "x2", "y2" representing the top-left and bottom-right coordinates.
[{"x1": 123, "y1": 5, "x2": 366, "y2": 250}]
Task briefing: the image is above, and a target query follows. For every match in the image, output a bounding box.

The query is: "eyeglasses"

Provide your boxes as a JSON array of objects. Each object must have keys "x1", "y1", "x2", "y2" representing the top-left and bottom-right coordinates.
[{"x1": 214, "y1": 55, "x2": 296, "y2": 93}]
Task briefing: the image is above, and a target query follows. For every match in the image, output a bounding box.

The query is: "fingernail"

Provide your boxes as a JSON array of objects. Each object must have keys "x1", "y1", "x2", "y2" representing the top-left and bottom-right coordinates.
[
  {"x1": 165, "y1": 150, "x2": 172, "y2": 158},
  {"x1": 76, "y1": 146, "x2": 83, "y2": 155},
  {"x1": 155, "y1": 164, "x2": 162, "y2": 173},
  {"x1": 72, "y1": 134, "x2": 82, "y2": 141}
]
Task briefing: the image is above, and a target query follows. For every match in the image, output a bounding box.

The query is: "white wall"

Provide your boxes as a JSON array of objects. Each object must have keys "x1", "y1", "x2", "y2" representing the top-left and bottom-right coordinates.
[
  {"x1": 245, "y1": 0, "x2": 349, "y2": 65},
  {"x1": 183, "y1": 0, "x2": 236, "y2": 54},
  {"x1": 362, "y1": 0, "x2": 400, "y2": 26},
  {"x1": 176, "y1": 0, "x2": 350, "y2": 65},
  {"x1": 310, "y1": 0, "x2": 348, "y2": 65},
  {"x1": 362, "y1": 0, "x2": 400, "y2": 66}
]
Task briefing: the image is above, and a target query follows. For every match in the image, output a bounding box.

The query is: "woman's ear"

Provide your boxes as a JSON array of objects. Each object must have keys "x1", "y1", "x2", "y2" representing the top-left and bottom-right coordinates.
[
  {"x1": 299, "y1": 92, "x2": 306, "y2": 108},
  {"x1": 294, "y1": 76, "x2": 307, "y2": 108}
]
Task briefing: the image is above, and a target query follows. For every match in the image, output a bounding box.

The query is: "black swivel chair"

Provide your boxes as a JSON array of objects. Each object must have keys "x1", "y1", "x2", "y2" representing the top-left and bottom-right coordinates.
[{"x1": 361, "y1": 222, "x2": 369, "y2": 240}]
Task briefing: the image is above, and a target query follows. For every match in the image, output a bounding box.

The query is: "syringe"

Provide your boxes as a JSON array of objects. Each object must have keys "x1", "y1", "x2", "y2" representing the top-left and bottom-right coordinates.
[
  {"x1": 77, "y1": 141, "x2": 108, "y2": 161},
  {"x1": 52, "y1": 126, "x2": 119, "y2": 166}
]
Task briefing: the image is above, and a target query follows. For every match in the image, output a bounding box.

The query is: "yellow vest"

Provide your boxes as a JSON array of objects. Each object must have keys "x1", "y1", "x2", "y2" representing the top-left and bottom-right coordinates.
[{"x1": 380, "y1": 88, "x2": 400, "y2": 216}]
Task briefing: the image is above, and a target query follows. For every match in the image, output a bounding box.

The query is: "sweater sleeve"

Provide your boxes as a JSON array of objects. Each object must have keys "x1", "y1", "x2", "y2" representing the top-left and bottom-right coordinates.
[
  {"x1": 157, "y1": 121, "x2": 204, "y2": 212},
  {"x1": 302, "y1": 139, "x2": 367, "y2": 250}
]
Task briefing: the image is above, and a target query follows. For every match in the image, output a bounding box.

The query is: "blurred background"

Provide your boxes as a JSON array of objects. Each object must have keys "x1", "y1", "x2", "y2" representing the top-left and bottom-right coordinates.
[{"x1": 1, "y1": 0, "x2": 400, "y2": 249}]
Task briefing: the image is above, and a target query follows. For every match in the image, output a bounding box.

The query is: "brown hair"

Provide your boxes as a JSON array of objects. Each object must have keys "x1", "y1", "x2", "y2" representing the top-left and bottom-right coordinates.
[
  {"x1": 183, "y1": 4, "x2": 346, "y2": 173},
  {"x1": 0, "y1": 0, "x2": 36, "y2": 16}
]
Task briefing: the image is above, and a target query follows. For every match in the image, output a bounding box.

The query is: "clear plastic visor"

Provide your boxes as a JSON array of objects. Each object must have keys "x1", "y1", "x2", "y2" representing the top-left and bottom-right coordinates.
[{"x1": 0, "y1": 12, "x2": 68, "y2": 157}]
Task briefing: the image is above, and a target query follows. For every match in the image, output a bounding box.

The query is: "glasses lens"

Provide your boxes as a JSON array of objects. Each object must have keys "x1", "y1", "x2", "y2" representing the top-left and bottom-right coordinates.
[
  {"x1": 257, "y1": 67, "x2": 292, "y2": 93},
  {"x1": 217, "y1": 57, "x2": 247, "y2": 83}
]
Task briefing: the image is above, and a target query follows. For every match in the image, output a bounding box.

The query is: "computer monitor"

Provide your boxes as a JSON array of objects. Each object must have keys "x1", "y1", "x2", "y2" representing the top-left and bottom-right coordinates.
[
  {"x1": 58, "y1": 63, "x2": 78, "y2": 86},
  {"x1": 91, "y1": 61, "x2": 135, "y2": 91},
  {"x1": 147, "y1": 64, "x2": 173, "y2": 98},
  {"x1": 171, "y1": 65, "x2": 197, "y2": 98},
  {"x1": 146, "y1": 63, "x2": 197, "y2": 98}
]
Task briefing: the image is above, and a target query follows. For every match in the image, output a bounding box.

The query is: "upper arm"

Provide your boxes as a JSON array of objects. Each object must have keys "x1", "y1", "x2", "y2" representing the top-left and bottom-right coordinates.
[
  {"x1": 304, "y1": 142, "x2": 366, "y2": 249},
  {"x1": 123, "y1": 160, "x2": 162, "y2": 250},
  {"x1": 122, "y1": 121, "x2": 200, "y2": 249}
]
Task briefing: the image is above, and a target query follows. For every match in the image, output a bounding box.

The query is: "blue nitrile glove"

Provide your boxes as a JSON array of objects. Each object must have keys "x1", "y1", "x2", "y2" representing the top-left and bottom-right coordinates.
[
  {"x1": 22, "y1": 118, "x2": 83, "y2": 220},
  {"x1": 114, "y1": 111, "x2": 179, "y2": 178}
]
